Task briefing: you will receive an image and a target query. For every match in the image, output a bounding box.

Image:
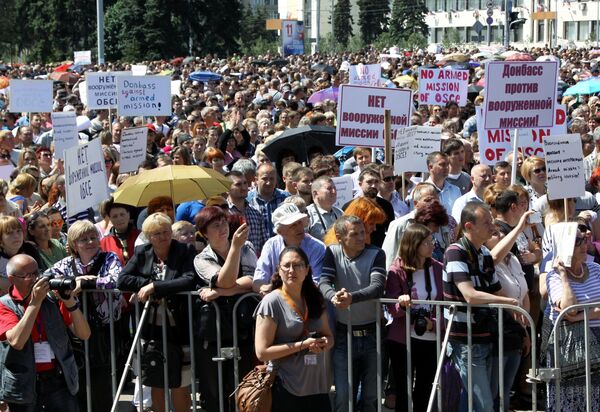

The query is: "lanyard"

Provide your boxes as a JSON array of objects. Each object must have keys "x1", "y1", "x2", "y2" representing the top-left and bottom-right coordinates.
[
  {"x1": 35, "y1": 314, "x2": 43, "y2": 343},
  {"x1": 280, "y1": 288, "x2": 308, "y2": 336},
  {"x1": 314, "y1": 205, "x2": 338, "y2": 233}
]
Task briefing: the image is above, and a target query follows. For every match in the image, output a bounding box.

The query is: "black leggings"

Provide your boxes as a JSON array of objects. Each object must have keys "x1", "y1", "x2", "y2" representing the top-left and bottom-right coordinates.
[
  {"x1": 387, "y1": 338, "x2": 438, "y2": 412},
  {"x1": 272, "y1": 378, "x2": 331, "y2": 412}
]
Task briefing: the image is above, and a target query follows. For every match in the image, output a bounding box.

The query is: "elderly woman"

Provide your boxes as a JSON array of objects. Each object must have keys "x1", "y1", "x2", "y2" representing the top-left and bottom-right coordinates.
[
  {"x1": 26, "y1": 210, "x2": 67, "y2": 271},
  {"x1": 45, "y1": 219, "x2": 125, "y2": 412},
  {"x1": 117, "y1": 213, "x2": 197, "y2": 412},
  {"x1": 171, "y1": 220, "x2": 204, "y2": 252},
  {"x1": 100, "y1": 199, "x2": 140, "y2": 266},
  {"x1": 193, "y1": 207, "x2": 257, "y2": 411},
  {"x1": 0, "y1": 216, "x2": 41, "y2": 295},
  {"x1": 544, "y1": 226, "x2": 600, "y2": 411},
  {"x1": 521, "y1": 156, "x2": 547, "y2": 209}
]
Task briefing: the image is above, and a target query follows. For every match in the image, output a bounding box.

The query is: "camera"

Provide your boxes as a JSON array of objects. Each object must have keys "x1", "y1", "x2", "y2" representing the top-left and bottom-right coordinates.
[
  {"x1": 411, "y1": 308, "x2": 430, "y2": 336},
  {"x1": 41, "y1": 273, "x2": 76, "y2": 298}
]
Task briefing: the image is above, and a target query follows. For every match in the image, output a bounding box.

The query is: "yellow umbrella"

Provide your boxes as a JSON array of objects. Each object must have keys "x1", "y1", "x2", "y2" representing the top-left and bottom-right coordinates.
[{"x1": 112, "y1": 165, "x2": 232, "y2": 207}]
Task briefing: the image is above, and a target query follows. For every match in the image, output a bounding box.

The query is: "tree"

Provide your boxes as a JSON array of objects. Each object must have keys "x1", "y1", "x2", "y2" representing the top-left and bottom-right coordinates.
[
  {"x1": 240, "y1": 6, "x2": 278, "y2": 55},
  {"x1": 357, "y1": 0, "x2": 389, "y2": 44},
  {"x1": 388, "y1": 0, "x2": 428, "y2": 44},
  {"x1": 333, "y1": 0, "x2": 353, "y2": 48}
]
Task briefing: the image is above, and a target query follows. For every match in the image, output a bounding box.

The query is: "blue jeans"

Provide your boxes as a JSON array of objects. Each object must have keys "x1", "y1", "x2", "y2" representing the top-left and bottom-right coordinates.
[
  {"x1": 447, "y1": 341, "x2": 495, "y2": 412},
  {"x1": 333, "y1": 328, "x2": 378, "y2": 412},
  {"x1": 6, "y1": 369, "x2": 79, "y2": 412},
  {"x1": 491, "y1": 349, "x2": 522, "y2": 412}
]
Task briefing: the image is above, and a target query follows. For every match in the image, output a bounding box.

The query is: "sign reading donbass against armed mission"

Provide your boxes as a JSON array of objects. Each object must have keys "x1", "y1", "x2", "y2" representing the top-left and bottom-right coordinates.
[
  {"x1": 65, "y1": 139, "x2": 109, "y2": 218},
  {"x1": 85, "y1": 71, "x2": 131, "y2": 109},
  {"x1": 483, "y1": 61, "x2": 558, "y2": 130},
  {"x1": 336, "y1": 85, "x2": 412, "y2": 147},
  {"x1": 116, "y1": 75, "x2": 171, "y2": 116}
]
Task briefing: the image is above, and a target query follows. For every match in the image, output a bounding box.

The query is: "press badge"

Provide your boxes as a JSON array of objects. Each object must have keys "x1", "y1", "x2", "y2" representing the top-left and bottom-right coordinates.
[
  {"x1": 34, "y1": 342, "x2": 56, "y2": 363},
  {"x1": 304, "y1": 354, "x2": 317, "y2": 366}
]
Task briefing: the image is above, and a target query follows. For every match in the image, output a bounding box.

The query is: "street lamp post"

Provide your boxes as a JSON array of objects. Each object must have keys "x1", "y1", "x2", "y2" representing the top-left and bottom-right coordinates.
[{"x1": 96, "y1": 0, "x2": 105, "y2": 64}]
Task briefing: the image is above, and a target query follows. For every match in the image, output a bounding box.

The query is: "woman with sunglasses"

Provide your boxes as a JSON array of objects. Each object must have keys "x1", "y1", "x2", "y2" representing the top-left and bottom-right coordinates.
[
  {"x1": 26, "y1": 210, "x2": 67, "y2": 272},
  {"x1": 36, "y1": 147, "x2": 53, "y2": 178},
  {"x1": 0, "y1": 130, "x2": 17, "y2": 167},
  {"x1": 521, "y1": 156, "x2": 547, "y2": 209}
]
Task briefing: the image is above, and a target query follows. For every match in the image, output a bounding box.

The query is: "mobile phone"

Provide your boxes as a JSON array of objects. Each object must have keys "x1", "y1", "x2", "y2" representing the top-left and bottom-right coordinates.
[
  {"x1": 308, "y1": 331, "x2": 321, "y2": 339},
  {"x1": 528, "y1": 211, "x2": 542, "y2": 224}
]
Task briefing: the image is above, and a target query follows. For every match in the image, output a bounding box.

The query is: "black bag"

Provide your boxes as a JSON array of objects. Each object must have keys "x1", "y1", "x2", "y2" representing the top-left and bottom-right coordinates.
[
  {"x1": 194, "y1": 295, "x2": 259, "y2": 343},
  {"x1": 140, "y1": 303, "x2": 183, "y2": 388}
]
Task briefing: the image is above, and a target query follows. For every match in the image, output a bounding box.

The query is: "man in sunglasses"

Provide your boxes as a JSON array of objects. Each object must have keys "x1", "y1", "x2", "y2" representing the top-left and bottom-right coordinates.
[
  {"x1": 0, "y1": 254, "x2": 90, "y2": 411},
  {"x1": 378, "y1": 164, "x2": 409, "y2": 219}
]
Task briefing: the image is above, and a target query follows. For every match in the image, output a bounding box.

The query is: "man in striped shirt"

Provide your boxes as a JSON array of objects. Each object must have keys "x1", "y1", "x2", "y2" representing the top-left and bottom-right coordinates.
[{"x1": 443, "y1": 202, "x2": 518, "y2": 412}]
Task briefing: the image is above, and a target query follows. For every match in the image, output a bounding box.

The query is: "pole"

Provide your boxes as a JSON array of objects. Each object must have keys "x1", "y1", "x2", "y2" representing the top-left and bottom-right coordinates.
[
  {"x1": 316, "y1": 0, "x2": 321, "y2": 52},
  {"x1": 597, "y1": 0, "x2": 599, "y2": 47},
  {"x1": 504, "y1": 0, "x2": 510, "y2": 48},
  {"x1": 510, "y1": 129, "x2": 520, "y2": 185},
  {"x1": 554, "y1": 0, "x2": 559, "y2": 48},
  {"x1": 384, "y1": 109, "x2": 392, "y2": 165},
  {"x1": 96, "y1": 0, "x2": 105, "y2": 64},
  {"x1": 487, "y1": 24, "x2": 492, "y2": 46},
  {"x1": 564, "y1": 198, "x2": 568, "y2": 222}
]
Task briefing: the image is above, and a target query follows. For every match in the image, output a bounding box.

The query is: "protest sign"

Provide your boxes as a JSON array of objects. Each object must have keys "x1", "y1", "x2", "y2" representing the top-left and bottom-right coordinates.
[
  {"x1": 393, "y1": 126, "x2": 441, "y2": 174},
  {"x1": 131, "y1": 65, "x2": 147, "y2": 76},
  {"x1": 51, "y1": 112, "x2": 79, "y2": 160},
  {"x1": 116, "y1": 75, "x2": 171, "y2": 116},
  {"x1": 332, "y1": 175, "x2": 353, "y2": 209},
  {"x1": 119, "y1": 127, "x2": 148, "y2": 173},
  {"x1": 336, "y1": 85, "x2": 412, "y2": 147},
  {"x1": 9, "y1": 80, "x2": 53, "y2": 113},
  {"x1": 550, "y1": 222, "x2": 578, "y2": 268},
  {"x1": 281, "y1": 20, "x2": 305, "y2": 56},
  {"x1": 85, "y1": 71, "x2": 130, "y2": 109},
  {"x1": 64, "y1": 138, "x2": 108, "y2": 218},
  {"x1": 349, "y1": 64, "x2": 382, "y2": 87},
  {"x1": 418, "y1": 68, "x2": 469, "y2": 106},
  {"x1": 476, "y1": 104, "x2": 567, "y2": 165},
  {"x1": 171, "y1": 80, "x2": 182, "y2": 96},
  {"x1": 0, "y1": 165, "x2": 14, "y2": 181},
  {"x1": 483, "y1": 61, "x2": 558, "y2": 130},
  {"x1": 74, "y1": 50, "x2": 92, "y2": 65},
  {"x1": 544, "y1": 134, "x2": 585, "y2": 201}
]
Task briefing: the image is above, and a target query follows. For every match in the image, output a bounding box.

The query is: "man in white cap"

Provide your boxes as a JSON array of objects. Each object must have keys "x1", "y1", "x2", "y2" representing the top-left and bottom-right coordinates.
[{"x1": 252, "y1": 203, "x2": 326, "y2": 295}]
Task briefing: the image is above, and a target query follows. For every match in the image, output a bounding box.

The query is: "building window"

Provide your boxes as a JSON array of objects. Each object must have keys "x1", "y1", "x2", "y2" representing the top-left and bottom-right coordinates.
[
  {"x1": 435, "y1": 27, "x2": 444, "y2": 42},
  {"x1": 579, "y1": 21, "x2": 590, "y2": 41},
  {"x1": 426, "y1": 0, "x2": 436, "y2": 11},
  {"x1": 457, "y1": 0, "x2": 466, "y2": 11},
  {"x1": 467, "y1": 0, "x2": 480, "y2": 10},
  {"x1": 537, "y1": 20, "x2": 545, "y2": 42},
  {"x1": 564, "y1": 21, "x2": 577, "y2": 41},
  {"x1": 438, "y1": 0, "x2": 447, "y2": 11}
]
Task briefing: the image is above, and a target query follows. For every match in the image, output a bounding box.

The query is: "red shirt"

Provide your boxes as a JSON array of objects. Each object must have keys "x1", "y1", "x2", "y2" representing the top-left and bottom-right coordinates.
[{"x1": 0, "y1": 286, "x2": 72, "y2": 372}]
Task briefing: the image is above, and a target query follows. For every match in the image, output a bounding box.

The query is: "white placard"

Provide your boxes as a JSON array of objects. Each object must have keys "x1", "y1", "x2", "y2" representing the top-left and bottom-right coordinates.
[
  {"x1": 85, "y1": 71, "x2": 130, "y2": 109},
  {"x1": 119, "y1": 127, "x2": 148, "y2": 173},
  {"x1": 9, "y1": 80, "x2": 53, "y2": 113},
  {"x1": 332, "y1": 175, "x2": 353, "y2": 209},
  {"x1": 349, "y1": 64, "x2": 382, "y2": 87},
  {"x1": 74, "y1": 50, "x2": 92, "y2": 65},
  {"x1": 171, "y1": 80, "x2": 182, "y2": 96},
  {"x1": 0, "y1": 164, "x2": 14, "y2": 181},
  {"x1": 131, "y1": 65, "x2": 147, "y2": 76},
  {"x1": 551, "y1": 222, "x2": 578, "y2": 268},
  {"x1": 116, "y1": 75, "x2": 171, "y2": 116},
  {"x1": 418, "y1": 67, "x2": 469, "y2": 106},
  {"x1": 483, "y1": 61, "x2": 558, "y2": 130},
  {"x1": 79, "y1": 81, "x2": 87, "y2": 106},
  {"x1": 543, "y1": 134, "x2": 585, "y2": 201},
  {"x1": 476, "y1": 104, "x2": 567, "y2": 165},
  {"x1": 64, "y1": 138, "x2": 108, "y2": 218},
  {"x1": 393, "y1": 126, "x2": 441, "y2": 174},
  {"x1": 336, "y1": 85, "x2": 412, "y2": 148},
  {"x1": 51, "y1": 112, "x2": 79, "y2": 160}
]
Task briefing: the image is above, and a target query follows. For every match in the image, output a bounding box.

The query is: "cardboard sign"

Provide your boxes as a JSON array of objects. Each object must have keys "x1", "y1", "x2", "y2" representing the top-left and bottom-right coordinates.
[
  {"x1": 476, "y1": 104, "x2": 567, "y2": 165},
  {"x1": 550, "y1": 222, "x2": 578, "y2": 268},
  {"x1": 393, "y1": 126, "x2": 441, "y2": 174},
  {"x1": 85, "y1": 71, "x2": 130, "y2": 109},
  {"x1": 544, "y1": 134, "x2": 585, "y2": 201},
  {"x1": 332, "y1": 175, "x2": 353, "y2": 209},
  {"x1": 131, "y1": 65, "x2": 147, "y2": 76},
  {"x1": 119, "y1": 127, "x2": 148, "y2": 173},
  {"x1": 171, "y1": 80, "x2": 182, "y2": 96},
  {"x1": 64, "y1": 138, "x2": 108, "y2": 218},
  {"x1": 9, "y1": 80, "x2": 53, "y2": 113},
  {"x1": 336, "y1": 85, "x2": 413, "y2": 148},
  {"x1": 51, "y1": 112, "x2": 79, "y2": 160},
  {"x1": 483, "y1": 61, "x2": 558, "y2": 130},
  {"x1": 281, "y1": 20, "x2": 305, "y2": 56},
  {"x1": 418, "y1": 68, "x2": 469, "y2": 106},
  {"x1": 116, "y1": 75, "x2": 171, "y2": 116},
  {"x1": 0, "y1": 164, "x2": 14, "y2": 181},
  {"x1": 349, "y1": 64, "x2": 381, "y2": 87},
  {"x1": 74, "y1": 50, "x2": 92, "y2": 65}
]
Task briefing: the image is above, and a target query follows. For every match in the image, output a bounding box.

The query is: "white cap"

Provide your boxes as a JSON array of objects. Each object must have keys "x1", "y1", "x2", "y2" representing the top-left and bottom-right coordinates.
[{"x1": 271, "y1": 203, "x2": 308, "y2": 231}]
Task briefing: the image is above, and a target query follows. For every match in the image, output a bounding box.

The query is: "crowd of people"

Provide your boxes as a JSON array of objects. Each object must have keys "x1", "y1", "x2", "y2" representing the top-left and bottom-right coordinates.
[{"x1": 0, "y1": 45, "x2": 600, "y2": 412}]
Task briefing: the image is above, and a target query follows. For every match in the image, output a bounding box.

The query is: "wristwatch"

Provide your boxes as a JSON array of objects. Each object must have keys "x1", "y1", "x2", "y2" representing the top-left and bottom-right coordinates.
[{"x1": 66, "y1": 301, "x2": 80, "y2": 312}]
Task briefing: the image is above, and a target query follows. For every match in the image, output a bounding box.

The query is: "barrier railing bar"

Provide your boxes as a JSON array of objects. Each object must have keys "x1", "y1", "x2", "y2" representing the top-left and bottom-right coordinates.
[
  {"x1": 405, "y1": 304, "x2": 413, "y2": 412},
  {"x1": 375, "y1": 303, "x2": 382, "y2": 412},
  {"x1": 187, "y1": 294, "x2": 198, "y2": 411},
  {"x1": 498, "y1": 306, "x2": 505, "y2": 412},
  {"x1": 347, "y1": 306, "x2": 353, "y2": 412},
  {"x1": 135, "y1": 300, "x2": 143, "y2": 412},
  {"x1": 211, "y1": 300, "x2": 225, "y2": 412},
  {"x1": 108, "y1": 293, "x2": 117, "y2": 400},
  {"x1": 584, "y1": 308, "x2": 591, "y2": 412},
  {"x1": 428, "y1": 305, "x2": 456, "y2": 412},
  {"x1": 83, "y1": 292, "x2": 92, "y2": 412},
  {"x1": 467, "y1": 305, "x2": 473, "y2": 412},
  {"x1": 160, "y1": 301, "x2": 170, "y2": 412}
]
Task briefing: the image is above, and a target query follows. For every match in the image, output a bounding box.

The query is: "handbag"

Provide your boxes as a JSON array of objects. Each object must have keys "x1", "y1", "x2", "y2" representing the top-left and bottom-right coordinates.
[
  {"x1": 140, "y1": 303, "x2": 183, "y2": 388},
  {"x1": 545, "y1": 320, "x2": 600, "y2": 379},
  {"x1": 235, "y1": 365, "x2": 277, "y2": 412}
]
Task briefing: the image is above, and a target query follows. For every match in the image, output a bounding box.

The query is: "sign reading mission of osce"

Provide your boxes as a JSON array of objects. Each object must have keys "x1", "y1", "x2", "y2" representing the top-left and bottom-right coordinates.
[
  {"x1": 336, "y1": 85, "x2": 413, "y2": 147},
  {"x1": 418, "y1": 68, "x2": 469, "y2": 106},
  {"x1": 484, "y1": 61, "x2": 558, "y2": 130}
]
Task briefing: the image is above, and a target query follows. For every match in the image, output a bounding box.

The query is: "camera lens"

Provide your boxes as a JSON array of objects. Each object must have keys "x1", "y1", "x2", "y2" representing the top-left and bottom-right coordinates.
[{"x1": 48, "y1": 278, "x2": 76, "y2": 292}]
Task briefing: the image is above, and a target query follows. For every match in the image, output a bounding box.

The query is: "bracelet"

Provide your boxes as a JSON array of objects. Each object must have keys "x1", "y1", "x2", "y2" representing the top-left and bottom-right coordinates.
[
  {"x1": 66, "y1": 302, "x2": 80, "y2": 312},
  {"x1": 299, "y1": 339, "x2": 305, "y2": 351}
]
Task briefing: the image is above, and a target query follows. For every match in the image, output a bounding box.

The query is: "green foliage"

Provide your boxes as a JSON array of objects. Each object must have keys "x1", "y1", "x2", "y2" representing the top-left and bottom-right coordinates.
[
  {"x1": 333, "y1": 0, "x2": 353, "y2": 48},
  {"x1": 240, "y1": 6, "x2": 278, "y2": 55},
  {"x1": 372, "y1": 31, "x2": 397, "y2": 51},
  {"x1": 388, "y1": 0, "x2": 429, "y2": 44},
  {"x1": 357, "y1": 0, "x2": 389, "y2": 44},
  {"x1": 405, "y1": 32, "x2": 428, "y2": 50},
  {"x1": 442, "y1": 28, "x2": 461, "y2": 48}
]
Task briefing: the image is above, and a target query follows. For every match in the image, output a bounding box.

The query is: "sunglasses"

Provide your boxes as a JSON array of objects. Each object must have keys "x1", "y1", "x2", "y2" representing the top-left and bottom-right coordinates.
[
  {"x1": 575, "y1": 236, "x2": 587, "y2": 246},
  {"x1": 50, "y1": 220, "x2": 64, "y2": 228},
  {"x1": 382, "y1": 176, "x2": 395, "y2": 183},
  {"x1": 0, "y1": 154, "x2": 9, "y2": 160},
  {"x1": 532, "y1": 167, "x2": 546, "y2": 174}
]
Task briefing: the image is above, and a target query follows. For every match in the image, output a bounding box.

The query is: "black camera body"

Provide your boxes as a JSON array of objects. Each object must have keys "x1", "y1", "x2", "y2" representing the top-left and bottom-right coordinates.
[
  {"x1": 411, "y1": 308, "x2": 430, "y2": 336},
  {"x1": 41, "y1": 273, "x2": 76, "y2": 299}
]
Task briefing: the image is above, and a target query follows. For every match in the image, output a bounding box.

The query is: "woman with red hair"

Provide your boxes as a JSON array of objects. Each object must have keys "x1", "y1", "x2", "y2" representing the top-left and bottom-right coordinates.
[
  {"x1": 322, "y1": 197, "x2": 386, "y2": 246},
  {"x1": 205, "y1": 147, "x2": 227, "y2": 174}
]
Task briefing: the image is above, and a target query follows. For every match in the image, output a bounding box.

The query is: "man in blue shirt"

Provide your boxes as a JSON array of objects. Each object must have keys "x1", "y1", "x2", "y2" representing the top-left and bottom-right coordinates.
[{"x1": 247, "y1": 163, "x2": 288, "y2": 237}]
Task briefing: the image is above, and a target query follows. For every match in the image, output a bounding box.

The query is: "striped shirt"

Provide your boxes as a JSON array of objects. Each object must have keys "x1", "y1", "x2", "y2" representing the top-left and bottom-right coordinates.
[{"x1": 443, "y1": 238, "x2": 501, "y2": 343}]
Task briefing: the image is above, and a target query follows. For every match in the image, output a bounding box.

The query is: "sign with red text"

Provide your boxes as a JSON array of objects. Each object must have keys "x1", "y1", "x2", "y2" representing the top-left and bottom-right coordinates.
[
  {"x1": 476, "y1": 104, "x2": 567, "y2": 165},
  {"x1": 336, "y1": 85, "x2": 413, "y2": 147},
  {"x1": 483, "y1": 61, "x2": 558, "y2": 130},
  {"x1": 544, "y1": 134, "x2": 585, "y2": 201},
  {"x1": 349, "y1": 64, "x2": 382, "y2": 87},
  {"x1": 418, "y1": 68, "x2": 469, "y2": 106},
  {"x1": 74, "y1": 50, "x2": 92, "y2": 65}
]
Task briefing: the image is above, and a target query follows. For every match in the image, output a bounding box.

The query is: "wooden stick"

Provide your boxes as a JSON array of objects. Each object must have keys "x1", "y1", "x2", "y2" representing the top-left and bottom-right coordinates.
[{"x1": 384, "y1": 109, "x2": 392, "y2": 165}]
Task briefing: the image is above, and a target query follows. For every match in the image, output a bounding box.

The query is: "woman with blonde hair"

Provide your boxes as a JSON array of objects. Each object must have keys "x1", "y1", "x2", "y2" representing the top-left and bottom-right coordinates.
[
  {"x1": 7, "y1": 173, "x2": 38, "y2": 215},
  {"x1": 322, "y1": 197, "x2": 386, "y2": 246},
  {"x1": 521, "y1": 156, "x2": 547, "y2": 209}
]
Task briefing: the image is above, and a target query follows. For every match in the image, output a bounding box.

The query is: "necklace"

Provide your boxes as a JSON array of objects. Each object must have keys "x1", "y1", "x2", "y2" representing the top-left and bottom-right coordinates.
[{"x1": 566, "y1": 264, "x2": 586, "y2": 280}]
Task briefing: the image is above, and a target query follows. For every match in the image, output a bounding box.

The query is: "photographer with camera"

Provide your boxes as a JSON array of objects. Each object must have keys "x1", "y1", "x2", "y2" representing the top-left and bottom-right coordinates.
[
  {"x1": 385, "y1": 223, "x2": 444, "y2": 412},
  {"x1": 0, "y1": 254, "x2": 90, "y2": 411}
]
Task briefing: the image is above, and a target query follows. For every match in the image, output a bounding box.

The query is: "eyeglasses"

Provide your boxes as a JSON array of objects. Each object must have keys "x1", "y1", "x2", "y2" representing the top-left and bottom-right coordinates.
[
  {"x1": 382, "y1": 176, "x2": 395, "y2": 183},
  {"x1": 50, "y1": 219, "x2": 64, "y2": 228},
  {"x1": 532, "y1": 167, "x2": 546, "y2": 174},
  {"x1": 12, "y1": 271, "x2": 38, "y2": 279},
  {"x1": 575, "y1": 236, "x2": 587, "y2": 246},
  {"x1": 39, "y1": 153, "x2": 52, "y2": 158},
  {"x1": 280, "y1": 263, "x2": 306, "y2": 271},
  {"x1": 578, "y1": 224, "x2": 591, "y2": 234}
]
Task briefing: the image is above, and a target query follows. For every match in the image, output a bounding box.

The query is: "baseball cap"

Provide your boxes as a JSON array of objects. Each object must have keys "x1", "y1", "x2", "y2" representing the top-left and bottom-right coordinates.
[{"x1": 272, "y1": 204, "x2": 308, "y2": 231}]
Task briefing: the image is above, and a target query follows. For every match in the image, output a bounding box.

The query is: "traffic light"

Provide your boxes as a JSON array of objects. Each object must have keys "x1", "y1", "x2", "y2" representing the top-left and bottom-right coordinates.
[{"x1": 509, "y1": 11, "x2": 526, "y2": 28}]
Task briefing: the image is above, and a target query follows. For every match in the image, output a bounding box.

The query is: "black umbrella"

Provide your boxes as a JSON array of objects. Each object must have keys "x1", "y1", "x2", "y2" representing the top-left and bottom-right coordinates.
[
  {"x1": 251, "y1": 60, "x2": 269, "y2": 66},
  {"x1": 268, "y1": 59, "x2": 288, "y2": 67},
  {"x1": 262, "y1": 126, "x2": 339, "y2": 165},
  {"x1": 311, "y1": 63, "x2": 336, "y2": 75}
]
